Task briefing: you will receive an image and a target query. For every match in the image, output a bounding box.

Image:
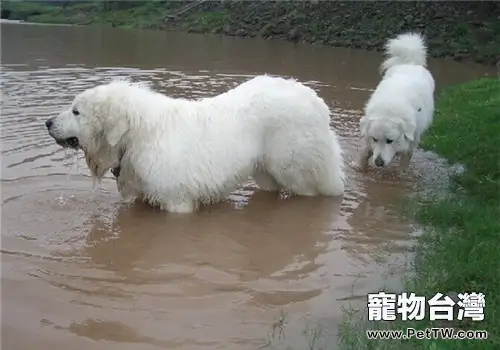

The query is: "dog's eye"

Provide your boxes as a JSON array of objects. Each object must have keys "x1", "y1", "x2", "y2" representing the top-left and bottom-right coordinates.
[
  {"x1": 372, "y1": 137, "x2": 378, "y2": 142},
  {"x1": 72, "y1": 109, "x2": 80, "y2": 116},
  {"x1": 386, "y1": 139, "x2": 393, "y2": 144}
]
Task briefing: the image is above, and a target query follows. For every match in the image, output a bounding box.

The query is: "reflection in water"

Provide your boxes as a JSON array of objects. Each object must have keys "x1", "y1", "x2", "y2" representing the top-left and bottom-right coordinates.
[
  {"x1": 1, "y1": 21, "x2": 496, "y2": 350},
  {"x1": 82, "y1": 194, "x2": 341, "y2": 281}
]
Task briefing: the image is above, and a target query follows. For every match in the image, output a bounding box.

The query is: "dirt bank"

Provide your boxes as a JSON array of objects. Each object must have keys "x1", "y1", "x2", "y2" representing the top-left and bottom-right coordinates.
[{"x1": 2, "y1": 1, "x2": 500, "y2": 65}]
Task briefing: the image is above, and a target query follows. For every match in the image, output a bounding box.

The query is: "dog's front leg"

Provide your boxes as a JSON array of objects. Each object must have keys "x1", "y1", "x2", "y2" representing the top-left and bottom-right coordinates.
[
  {"x1": 400, "y1": 137, "x2": 420, "y2": 171},
  {"x1": 400, "y1": 142, "x2": 417, "y2": 171},
  {"x1": 355, "y1": 145, "x2": 373, "y2": 171},
  {"x1": 400, "y1": 151, "x2": 412, "y2": 170}
]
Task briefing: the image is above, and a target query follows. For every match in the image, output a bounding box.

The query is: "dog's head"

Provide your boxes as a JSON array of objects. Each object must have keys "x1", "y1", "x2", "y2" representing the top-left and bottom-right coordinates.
[
  {"x1": 360, "y1": 114, "x2": 415, "y2": 167},
  {"x1": 45, "y1": 82, "x2": 131, "y2": 179}
]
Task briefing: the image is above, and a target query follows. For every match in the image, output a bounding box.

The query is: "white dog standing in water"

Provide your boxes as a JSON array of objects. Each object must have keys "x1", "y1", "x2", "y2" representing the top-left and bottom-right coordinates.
[
  {"x1": 45, "y1": 75, "x2": 345, "y2": 213},
  {"x1": 356, "y1": 32, "x2": 435, "y2": 171}
]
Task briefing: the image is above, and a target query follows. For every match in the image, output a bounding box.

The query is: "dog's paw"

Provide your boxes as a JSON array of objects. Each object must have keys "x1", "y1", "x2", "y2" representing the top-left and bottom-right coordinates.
[
  {"x1": 111, "y1": 166, "x2": 121, "y2": 178},
  {"x1": 350, "y1": 160, "x2": 368, "y2": 172}
]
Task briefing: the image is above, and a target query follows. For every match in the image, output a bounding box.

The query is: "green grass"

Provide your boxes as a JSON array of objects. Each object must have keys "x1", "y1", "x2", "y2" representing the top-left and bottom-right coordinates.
[
  {"x1": 1, "y1": 1, "x2": 231, "y2": 31},
  {"x1": 1, "y1": 1, "x2": 172, "y2": 28},
  {"x1": 182, "y1": 10, "x2": 230, "y2": 34},
  {"x1": 339, "y1": 78, "x2": 500, "y2": 349}
]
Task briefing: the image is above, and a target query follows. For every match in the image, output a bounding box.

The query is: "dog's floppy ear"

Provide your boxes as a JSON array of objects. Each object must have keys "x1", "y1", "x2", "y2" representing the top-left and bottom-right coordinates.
[
  {"x1": 360, "y1": 116, "x2": 370, "y2": 138},
  {"x1": 400, "y1": 119, "x2": 416, "y2": 142},
  {"x1": 103, "y1": 116, "x2": 128, "y2": 147}
]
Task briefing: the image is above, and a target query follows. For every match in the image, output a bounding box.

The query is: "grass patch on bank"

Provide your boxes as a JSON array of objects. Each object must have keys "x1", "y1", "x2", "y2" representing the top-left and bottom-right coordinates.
[
  {"x1": 182, "y1": 10, "x2": 230, "y2": 34},
  {"x1": 1, "y1": 1, "x2": 171, "y2": 28},
  {"x1": 339, "y1": 78, "x2": 500, "y2": 349}
]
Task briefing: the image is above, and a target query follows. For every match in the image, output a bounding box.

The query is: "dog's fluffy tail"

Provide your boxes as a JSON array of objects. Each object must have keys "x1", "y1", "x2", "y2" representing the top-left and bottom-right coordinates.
[{"x1": 380, "y1": 32, "x2": 428, "y2": 73}]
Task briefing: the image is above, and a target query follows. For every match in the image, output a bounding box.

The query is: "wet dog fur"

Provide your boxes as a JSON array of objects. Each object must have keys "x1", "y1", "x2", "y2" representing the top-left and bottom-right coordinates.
[
  {"x1": 357, "y1": 32, "x2": 435, "y2": 171},
  {"x1": 46, "y1": 75, "x2": 345, "y2": 213}
]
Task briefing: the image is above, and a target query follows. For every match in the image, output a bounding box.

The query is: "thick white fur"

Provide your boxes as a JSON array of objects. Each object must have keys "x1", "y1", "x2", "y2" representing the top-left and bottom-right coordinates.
[
  {"x1": 48, "y1": 75, "x2": 345, "y2": 213},
  {"x1": 357, "y1": 32, "x2": 435, "y2": 170}
]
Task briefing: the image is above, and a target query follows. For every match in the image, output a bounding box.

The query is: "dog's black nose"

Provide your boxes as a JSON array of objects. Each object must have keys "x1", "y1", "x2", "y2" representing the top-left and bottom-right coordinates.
[
  {"x1": 45, "y1": 119, "x2": 53, "y2": 129},
  {"x1": 374, "y1": 157, "x2": 384, "y2": 167}
]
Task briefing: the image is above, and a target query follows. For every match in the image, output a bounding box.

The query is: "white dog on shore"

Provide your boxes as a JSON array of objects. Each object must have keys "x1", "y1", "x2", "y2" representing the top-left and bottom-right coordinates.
[
  {"x1": 356, "y1": 32, "x2": 435, "y2": 171},
  {"x1": 46, "y1": 75, "x2": 345, "y2": 213}
]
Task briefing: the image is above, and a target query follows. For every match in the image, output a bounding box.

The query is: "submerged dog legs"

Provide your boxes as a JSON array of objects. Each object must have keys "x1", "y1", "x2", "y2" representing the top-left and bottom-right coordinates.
[
  {"x1": 400, "y1": 141, "x2": 417, "y2": 170},
  {"x1": 356, "y1": 146, "x2": 373, "y2": 171},
  {"x1": 253, "y1": 170, "x2": 280, "y2": 192},
  {"x1": 400, "y1": 151, "x2": 413, "y2": 170},
  {"x1": 163, "y1": 200, "x2": 198, "y2": 214}
]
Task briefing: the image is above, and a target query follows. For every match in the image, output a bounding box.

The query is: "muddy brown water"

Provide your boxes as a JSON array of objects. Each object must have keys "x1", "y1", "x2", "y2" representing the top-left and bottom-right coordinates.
[{"x1": 1, "y1": 21, "x2": 497, "y2": 350}]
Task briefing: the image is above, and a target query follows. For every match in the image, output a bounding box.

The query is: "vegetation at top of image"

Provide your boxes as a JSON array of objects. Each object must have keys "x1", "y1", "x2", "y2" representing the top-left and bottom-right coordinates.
[
  {"x1": 1, "y1": 1, "x2": 171, "y2": 28},
  {"x1": 2, "y1": 0, "x2": 500, "y2": 65},
  {"x1": 339, "y1": 77, "x2": 500, "y2": 350}
]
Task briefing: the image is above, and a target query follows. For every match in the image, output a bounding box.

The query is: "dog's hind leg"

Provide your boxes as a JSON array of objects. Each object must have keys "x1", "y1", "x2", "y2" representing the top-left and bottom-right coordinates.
[
  {"x1": 253, "y1": 170, "x2": 280, "y2": 192},
  {"x1": 265, "y1": 129, "x2": 344, "y2": 197},
  {"x1": 266, "y1": 160, "x2": 319, "y2": 197},
  {"x1": 266, "y1": 151, "x2": 343, "y2": 197}
]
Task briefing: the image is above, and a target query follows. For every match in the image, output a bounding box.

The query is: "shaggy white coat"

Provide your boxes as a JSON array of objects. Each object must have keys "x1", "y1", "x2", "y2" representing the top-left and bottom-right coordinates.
[
  {"x1": 47, "y1": 75, "x2": 345, "y2": 213},
  {"x1": 357, "y1": 32, "x2": 435, "y2": 170}
]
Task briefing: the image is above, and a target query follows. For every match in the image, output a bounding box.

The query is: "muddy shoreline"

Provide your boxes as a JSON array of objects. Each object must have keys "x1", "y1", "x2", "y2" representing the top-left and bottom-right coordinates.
[{"x1": 2, "y1": 1, "x2": 500, "y2": 66}]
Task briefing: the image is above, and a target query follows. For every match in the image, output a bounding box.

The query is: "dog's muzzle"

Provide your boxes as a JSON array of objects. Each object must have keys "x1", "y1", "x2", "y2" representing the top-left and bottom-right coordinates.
[
  {"x1": 374, "y1": 156, "x2": 385, "y2": 167},
  {"x1": 45, "y1": 118, "x2": 80, "y2": 149},
  {"x1": 56, "y1": 137, "x2": 80, "y2": 149}
]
